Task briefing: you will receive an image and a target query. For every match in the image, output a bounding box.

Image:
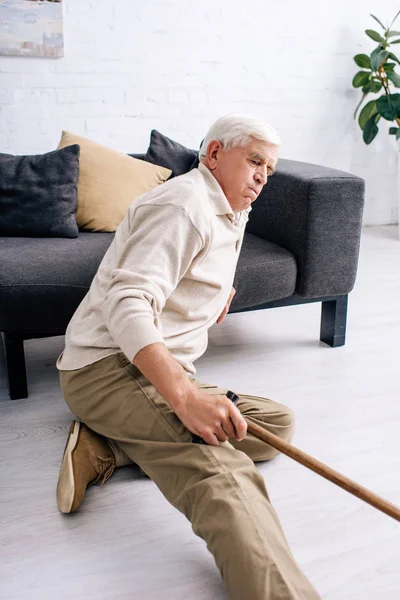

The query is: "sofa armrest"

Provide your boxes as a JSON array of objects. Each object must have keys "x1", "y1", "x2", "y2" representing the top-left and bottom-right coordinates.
[{"x1": 245, "y1": 158, "x2": 365, "y2": 298}]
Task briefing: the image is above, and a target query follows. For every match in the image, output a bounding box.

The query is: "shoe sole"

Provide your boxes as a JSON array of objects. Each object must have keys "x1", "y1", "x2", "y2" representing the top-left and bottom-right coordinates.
[{"x1": 57, "y1": 420, "x2": 81, "y2": 514}]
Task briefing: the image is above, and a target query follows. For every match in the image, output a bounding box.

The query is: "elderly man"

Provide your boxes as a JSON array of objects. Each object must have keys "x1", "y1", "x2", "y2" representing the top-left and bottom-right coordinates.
[{"x1": 56, "y1": 114, "x2": 321, "y2": 600}]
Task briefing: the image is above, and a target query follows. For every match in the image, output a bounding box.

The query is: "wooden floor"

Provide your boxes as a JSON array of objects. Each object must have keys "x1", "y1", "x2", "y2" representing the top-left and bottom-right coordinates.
[{"x1": 1, "y1": 226, "x2": 400, "y2": 600}]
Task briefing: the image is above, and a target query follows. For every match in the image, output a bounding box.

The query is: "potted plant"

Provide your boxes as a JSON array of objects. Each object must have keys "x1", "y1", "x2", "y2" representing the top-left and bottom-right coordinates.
[
  {"x1": 352, "y1": 11, "x2": 400, "y2": 144},
  {"x1": 352, "y1": 11, "x2": 400, "y2": 239}
]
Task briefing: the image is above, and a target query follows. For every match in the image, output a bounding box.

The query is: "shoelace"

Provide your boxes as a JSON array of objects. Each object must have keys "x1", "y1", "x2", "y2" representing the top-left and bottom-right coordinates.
[{"x1": 92, "y1": 456, "x2": 115, "y2": 487}]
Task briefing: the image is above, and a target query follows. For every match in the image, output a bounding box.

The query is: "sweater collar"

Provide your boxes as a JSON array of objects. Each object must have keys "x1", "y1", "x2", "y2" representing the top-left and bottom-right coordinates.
[
  {"x1": 198, "y1": 162, "x2": 252, "y2": 225},
  {"x1": 198, "y1": 162, "x2": 234, "y2": 217}
]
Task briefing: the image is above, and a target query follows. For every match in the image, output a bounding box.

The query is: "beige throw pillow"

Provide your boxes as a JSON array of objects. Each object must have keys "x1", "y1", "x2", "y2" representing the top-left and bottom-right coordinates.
[{"x1": 57, "y1": 131, "x2": 172, "y2": 232}]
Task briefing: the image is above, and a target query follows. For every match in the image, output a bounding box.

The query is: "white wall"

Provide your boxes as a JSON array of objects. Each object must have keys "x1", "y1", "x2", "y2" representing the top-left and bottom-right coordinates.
[{"x1": 1, "y1": 0, "x2": 399, "y2": 225}]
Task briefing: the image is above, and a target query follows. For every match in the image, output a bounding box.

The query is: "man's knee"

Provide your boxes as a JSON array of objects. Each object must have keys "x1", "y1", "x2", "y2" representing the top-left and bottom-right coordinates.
[{"x1": 278, "y1": 404, "x2": 295, "y2": 443}]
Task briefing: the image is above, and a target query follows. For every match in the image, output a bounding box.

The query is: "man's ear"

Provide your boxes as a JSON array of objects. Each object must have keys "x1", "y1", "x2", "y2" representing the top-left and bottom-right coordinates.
[{"x1": 207, "y1": 140, "x2": 222, "y2": 169}]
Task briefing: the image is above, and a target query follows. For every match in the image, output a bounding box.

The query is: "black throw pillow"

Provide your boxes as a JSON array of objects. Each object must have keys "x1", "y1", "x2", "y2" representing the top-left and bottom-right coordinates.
[
  {"x1": 143, "y1": 129, "x2": 199, "y2": 178},
  {"x1": 0, "y1": 144, "x2": 80, "y2": 238}
]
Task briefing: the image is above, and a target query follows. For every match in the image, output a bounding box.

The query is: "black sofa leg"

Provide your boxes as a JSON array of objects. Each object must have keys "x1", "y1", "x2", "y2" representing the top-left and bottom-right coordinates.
[
  {"x1": 320, "y1": 295, "x2": 348, "y2": 348},
  {"x1": 1, "y1": 333, "x2": 28, "y2": 400}
]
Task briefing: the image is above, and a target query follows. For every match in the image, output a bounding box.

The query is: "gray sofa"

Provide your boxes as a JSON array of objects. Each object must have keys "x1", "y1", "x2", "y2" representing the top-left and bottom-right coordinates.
[{"x1": 0, "y1": 155, "x2": 365, "y2": 400}]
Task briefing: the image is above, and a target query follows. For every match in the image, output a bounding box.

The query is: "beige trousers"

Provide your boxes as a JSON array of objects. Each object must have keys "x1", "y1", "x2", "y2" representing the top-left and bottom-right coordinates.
[{"x1": 59, "y1": 352, "x2": 320, "y2": 600}]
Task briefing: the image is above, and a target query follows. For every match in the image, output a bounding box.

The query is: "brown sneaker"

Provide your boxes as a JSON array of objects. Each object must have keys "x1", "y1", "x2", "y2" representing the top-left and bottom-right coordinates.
[{"x1": 56, "y1": 420, "x2": 116, "y2": 514}]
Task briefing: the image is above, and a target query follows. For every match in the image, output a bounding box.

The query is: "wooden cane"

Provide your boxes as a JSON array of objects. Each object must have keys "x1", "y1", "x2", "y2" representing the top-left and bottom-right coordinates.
[
  {"x1": 245, "y1": 417, "x2": 400, "y2": 523},
  {"x1": 196, "y1": 392, "x2": 400, "y2": 522}
]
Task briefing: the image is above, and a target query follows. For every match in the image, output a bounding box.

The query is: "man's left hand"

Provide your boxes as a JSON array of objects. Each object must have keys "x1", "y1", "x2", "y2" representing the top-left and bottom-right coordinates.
[{"x1": 216, "y1": 287, "x2": 236, "y2": 325}]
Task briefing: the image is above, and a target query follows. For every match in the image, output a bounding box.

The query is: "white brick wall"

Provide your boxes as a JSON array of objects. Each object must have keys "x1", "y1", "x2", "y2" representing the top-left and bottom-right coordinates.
[{"x1": 1, "y1": 0, "x2": 399, "y2": 225}]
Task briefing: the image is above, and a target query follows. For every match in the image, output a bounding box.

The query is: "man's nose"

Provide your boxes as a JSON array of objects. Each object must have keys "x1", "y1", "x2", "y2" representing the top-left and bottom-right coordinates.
[{"x1": 255, "y1": 167, "x2": 267, "y2": 186}]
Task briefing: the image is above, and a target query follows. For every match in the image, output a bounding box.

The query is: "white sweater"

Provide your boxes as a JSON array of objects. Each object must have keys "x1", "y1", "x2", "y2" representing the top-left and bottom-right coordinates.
[{"x1": 57, "y1": 163, "x2": 251, "y2": 375}]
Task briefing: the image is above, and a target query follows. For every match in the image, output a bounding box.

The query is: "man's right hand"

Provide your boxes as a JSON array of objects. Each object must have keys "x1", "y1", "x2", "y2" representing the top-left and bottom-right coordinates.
[
  {"x1": 133, "y1": 342, "x2": 247, "y2": 447},
  {"x1": 172, "y1": 388, "x2": 248, "y2": 447}
]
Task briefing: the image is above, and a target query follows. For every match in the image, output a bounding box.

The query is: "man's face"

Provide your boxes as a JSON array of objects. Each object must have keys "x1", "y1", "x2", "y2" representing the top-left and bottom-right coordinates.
[{"x1": 204, "y1": 138, "x2": 279, "y2": 212}]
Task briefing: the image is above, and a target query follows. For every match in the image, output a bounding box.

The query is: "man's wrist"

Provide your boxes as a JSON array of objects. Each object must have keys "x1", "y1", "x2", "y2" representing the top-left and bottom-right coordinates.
[
  {"x1": 164, "y1": 372, "x2": 194, "y2": 411},
  {"x1": 132, "y1": 342, "x2": 196, "y2": 411}
]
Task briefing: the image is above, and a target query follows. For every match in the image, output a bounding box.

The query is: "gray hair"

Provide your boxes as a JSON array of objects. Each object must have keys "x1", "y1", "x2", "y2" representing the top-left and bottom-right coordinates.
[{"x1": 199, "y1": 114, "x2": 281, "y2": 160}]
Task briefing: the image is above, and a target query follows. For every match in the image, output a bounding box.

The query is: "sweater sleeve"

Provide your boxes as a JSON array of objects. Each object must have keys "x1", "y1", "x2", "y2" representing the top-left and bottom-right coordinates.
[{"x1": 101, "y1": 203, "x2": 204, "y2": 362}]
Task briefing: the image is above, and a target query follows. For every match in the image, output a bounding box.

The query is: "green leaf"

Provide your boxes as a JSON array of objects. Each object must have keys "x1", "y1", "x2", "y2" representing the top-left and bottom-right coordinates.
[
  {"x1": 387, "y1": 71, "x2": 400, "y2": 87},
  {"x1": 352, "y1": 71, "x2": 370, "y2": 88},
  {"x1": 358, "y1": 100, "x2": 378, "y2": 130},
  {"x1": 387, "y1": 31, "x2": 400, "y2": 37},
  {"x1": 366, "y1": 29, "x2": 385, "y2": 43},
  {"x1": 389, "y1": 127, "x2": 400, "y2": 141},
  {"x1": 384, "y1": 62, "x2": 396, "y2": 71},
  {"x1": 389, "y1": 9, "x2": 400, "y2": 29},
  {"x1": 390, "y1": 39, "x2": 400, "y2": 44},
  {"x1": 362, "y1": 80, "x2": 382, "y2": 94},
  {"x1": 370, "y1": 14, "x2": 386, "y2": 30},
  {"x1": 354, "y1": 54, "x2": 371, "y2": 68},
  {"x1": 370, "y1": 48, "x2": 389, "y2": 71},
  {"x1": 376, "y1": 93, "x2": 400, "y2": 120},
  {"x1": 388, "y1": 52, "x2": 400, "y2": 64},
  {"x1": 363, "y1": 114, "x2": 380, "y2": 144},
  {"x1": 371, "y1": 80, "x2": 383, "y2": 92}
]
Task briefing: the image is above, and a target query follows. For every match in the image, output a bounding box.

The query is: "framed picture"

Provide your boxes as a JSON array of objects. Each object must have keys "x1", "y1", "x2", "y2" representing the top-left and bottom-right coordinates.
[{"x1": 0, "y1": 0, "x2": 64, "y2": 58}]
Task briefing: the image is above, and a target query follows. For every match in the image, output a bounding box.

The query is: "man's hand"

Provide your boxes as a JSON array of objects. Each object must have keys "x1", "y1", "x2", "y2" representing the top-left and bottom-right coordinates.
[
  {"x1": 216, "y1": 287, "x2": 236, "y2": 325},
  {"x1": 133, "y1": 341, "x2": 247, "y2": 447},
  {"x1": 173, "y1": 387, "x2": 247, "y2": 447}
]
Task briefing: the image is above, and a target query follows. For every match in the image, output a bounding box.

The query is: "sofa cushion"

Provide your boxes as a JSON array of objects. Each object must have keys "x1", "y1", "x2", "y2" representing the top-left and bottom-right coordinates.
[
  {"x1": 0, "y1": 232, "x2": 114, "y2": 332},
  {"x1": 0, "y1": 145, "x2": 80, "y2": 238},
  {"x1": 231, "y1": 233, "x2": 297, "y2": 310},
  {"x1": 143, "y1": 129, "x2": 199, "y2": 178},
  {"x1": 0, "y1": 232, "x2": 297, "y2": 334},
  {"x1": 57, "y1": 131, "x2": 172, "y2": 232}
]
